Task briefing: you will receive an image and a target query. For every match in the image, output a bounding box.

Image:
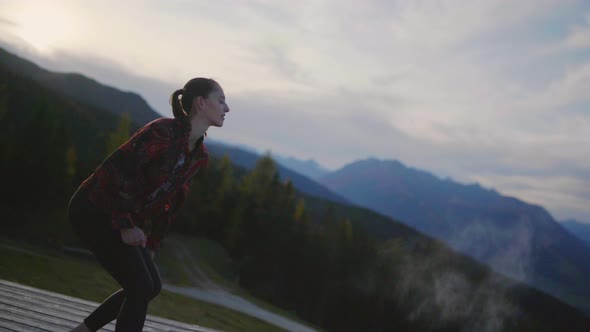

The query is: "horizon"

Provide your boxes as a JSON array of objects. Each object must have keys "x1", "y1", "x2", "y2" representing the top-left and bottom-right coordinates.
[{"x1": 1, "y1": 0, "x2": 589, "y2": 222}]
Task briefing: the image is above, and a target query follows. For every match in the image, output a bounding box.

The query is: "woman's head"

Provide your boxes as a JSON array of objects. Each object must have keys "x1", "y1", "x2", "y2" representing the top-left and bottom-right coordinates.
[{"x1": 170, "y1": 78, "x2": 229, "y2": 127}]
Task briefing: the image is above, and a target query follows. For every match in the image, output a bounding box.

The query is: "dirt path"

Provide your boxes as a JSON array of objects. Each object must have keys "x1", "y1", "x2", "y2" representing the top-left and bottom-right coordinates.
[
  {"x1": 164, "y1": 238, "x2": 317, "y2": 332},
  {"x1": 168, "y1": 239, "x2": 224, "y2": 291}
]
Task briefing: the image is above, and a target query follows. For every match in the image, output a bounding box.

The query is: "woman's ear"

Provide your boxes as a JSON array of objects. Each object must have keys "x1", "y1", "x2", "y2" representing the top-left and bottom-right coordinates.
[{"x1": 195, "y1": 96, "x2": 206, "y2": 110}]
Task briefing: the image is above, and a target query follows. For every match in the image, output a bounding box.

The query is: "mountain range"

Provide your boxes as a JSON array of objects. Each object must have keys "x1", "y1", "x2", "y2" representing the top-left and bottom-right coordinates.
[
  {"x1": 0, "y1": 47, "x2": 160, "y2": 126},
  {"x1": 316, "y1": 158, "x2": 590, "y2": 313},
  {"x1": 205, "y1": 141, "x2": 349, "y2": 205},
  {"x1": 190, "y1": 114, "x2": 590, "y2": 313},
  {"x1": 561, "y1": 219, "x2": 590, "y2": 246},
  {"x1": 270, "y1": 154, "x2": 331, "y2": 179},
  {"x1": 3, "y1": 45, "x2": 590, "y2": 327}
]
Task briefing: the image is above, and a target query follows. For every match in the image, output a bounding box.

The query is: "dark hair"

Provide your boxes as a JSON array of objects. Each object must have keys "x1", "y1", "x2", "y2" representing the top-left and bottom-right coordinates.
[{"x1": 170, "y1": 78, "x2": 219, "y2": 119}]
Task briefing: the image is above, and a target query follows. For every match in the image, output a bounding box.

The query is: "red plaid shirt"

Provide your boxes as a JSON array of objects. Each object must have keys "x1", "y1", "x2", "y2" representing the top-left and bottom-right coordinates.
[{"x1": 79, "y1": 117, "x2": 209, "y2": 250}]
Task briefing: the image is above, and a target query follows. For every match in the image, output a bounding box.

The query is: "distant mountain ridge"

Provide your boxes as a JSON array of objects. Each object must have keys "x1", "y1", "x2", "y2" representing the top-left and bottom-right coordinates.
[
  {"x1": 561, "y1": 219, "x2": 590, "y2": 246},
  {"x1": 0, "y1": 47, "x2": 160, "y2": 126},
  {"x1": 271, "y1": 154, "x2": 331, "y2": 180},
  {"x1": 319, "y1": 157, "x2": 590, "y2": 314},
  {"x1": 206, "y1": 140, "x2": 349, "y2": 205}
]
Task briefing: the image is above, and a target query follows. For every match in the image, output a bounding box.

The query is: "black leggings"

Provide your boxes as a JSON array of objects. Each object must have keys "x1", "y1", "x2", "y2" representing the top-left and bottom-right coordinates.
[{"x1": 67, "y1": 188, "x2": 161, "y2": 332}]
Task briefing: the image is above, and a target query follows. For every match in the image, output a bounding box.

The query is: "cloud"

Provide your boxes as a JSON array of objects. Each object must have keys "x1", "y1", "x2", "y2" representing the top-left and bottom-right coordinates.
[
  {"x1": 1, "y1": 0, "x2": 589, "y2": 221},
  {"x1": 213, "y1": 88, "x2": 410, "y2": 168},
  {"x1": 0, "y1": 17, "x2": 17, "y2": 26},
  {"x1": 251, "y1": 42, "x2": 311, "y2": 83},
  {"x1": 514, "y1": 63, "x2": 590, "y2": 112},
  {"x1": 564, "y1": 13, "x2": 590, "y2": 49},
  {"x1": 467, "y1": 173, "x2": 590, "y2": 221}
]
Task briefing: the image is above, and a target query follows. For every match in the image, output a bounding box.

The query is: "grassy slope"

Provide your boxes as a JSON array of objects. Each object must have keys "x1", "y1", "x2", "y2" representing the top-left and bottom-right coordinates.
[
  {"x1": 0, "y1": 239, "x2": 285, "y2": 332},
  {"x1": 158, "y1": 233, "x2": 323, "y2": 330}
]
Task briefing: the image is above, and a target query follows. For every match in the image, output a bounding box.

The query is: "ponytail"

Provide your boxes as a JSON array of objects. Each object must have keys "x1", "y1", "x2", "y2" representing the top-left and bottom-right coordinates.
[{"x1": 170, "y1": 89, "x2": 187, "y2": 119}]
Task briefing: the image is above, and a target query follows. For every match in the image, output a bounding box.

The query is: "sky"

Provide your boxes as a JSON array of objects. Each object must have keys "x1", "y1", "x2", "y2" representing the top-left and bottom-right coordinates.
[{"x1": 1, "y1": 0, "x2": 589, "y2": 222}]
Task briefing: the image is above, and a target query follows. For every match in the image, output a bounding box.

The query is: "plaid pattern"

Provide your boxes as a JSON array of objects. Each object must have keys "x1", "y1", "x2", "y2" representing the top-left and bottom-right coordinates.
[{"x1": 79, "y1": 117, "x2": 209, "y2": 250}]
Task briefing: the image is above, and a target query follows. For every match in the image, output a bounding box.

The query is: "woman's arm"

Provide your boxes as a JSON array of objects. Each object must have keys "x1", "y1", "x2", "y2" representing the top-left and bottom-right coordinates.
[
  {"x1": 90, "y1": 119, "x2": 173, "y2": 230},
  {"x1": 145, "y1": 184, "x2": 188, "y2": 251}
]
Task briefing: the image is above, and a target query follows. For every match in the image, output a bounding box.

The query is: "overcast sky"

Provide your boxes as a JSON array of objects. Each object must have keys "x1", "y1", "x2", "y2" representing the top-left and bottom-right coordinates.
[{"x1": 1, "y1": 0, "x2": 589, "y2": 222}]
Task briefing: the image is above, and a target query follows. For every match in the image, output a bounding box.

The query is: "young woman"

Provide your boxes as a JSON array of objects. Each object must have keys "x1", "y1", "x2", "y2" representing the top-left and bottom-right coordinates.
[{"x1": 67, "y1": 78, "x2": 230, "y2": 332}]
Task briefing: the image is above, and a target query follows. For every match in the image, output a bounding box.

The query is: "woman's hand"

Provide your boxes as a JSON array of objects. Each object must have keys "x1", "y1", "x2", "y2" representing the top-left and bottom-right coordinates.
[{"x1": 120, "y1": 227, "x2": 146, "y2": 247}]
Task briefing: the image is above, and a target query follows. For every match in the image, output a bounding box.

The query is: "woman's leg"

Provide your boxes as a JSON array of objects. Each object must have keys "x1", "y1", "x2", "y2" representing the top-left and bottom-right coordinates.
[
  {"x1": 68, "y1": 190, "x2": 162, "y2": 332},
  {"x1": 139, "y1": 246, "x2": 162, "y2": 298},
  {"x1": 84, "y1": 241, "x2": 159, "y2": 332}
]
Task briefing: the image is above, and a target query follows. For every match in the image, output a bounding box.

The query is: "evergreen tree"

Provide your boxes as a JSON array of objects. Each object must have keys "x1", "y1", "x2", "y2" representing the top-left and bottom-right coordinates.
[{"x1": 105, "y1": 113, "x2": 132, "y2": 156}]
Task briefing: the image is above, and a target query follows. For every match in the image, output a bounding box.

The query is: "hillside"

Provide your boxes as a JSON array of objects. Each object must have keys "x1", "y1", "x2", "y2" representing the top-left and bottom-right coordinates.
[
  {"x1": 0, "y1": 47, "x2": 160, "y2": 126},
  {"x1": 561, "y1": 219, "x2": 590, "y2": 246},
  {"x1": 319, "y1": 157, "x2": 590, "y2": 314}
]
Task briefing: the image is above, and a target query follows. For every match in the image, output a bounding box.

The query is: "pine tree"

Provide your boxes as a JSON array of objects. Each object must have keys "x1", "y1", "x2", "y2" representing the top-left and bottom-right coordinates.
[{"x1": 105, "y1": 113, "x2": 132, "y2": 156}]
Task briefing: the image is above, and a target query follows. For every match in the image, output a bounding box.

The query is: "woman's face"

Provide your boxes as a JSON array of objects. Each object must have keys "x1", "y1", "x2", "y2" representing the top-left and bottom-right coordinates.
[{"x1": 195, "y1": 84, "x2": 230, "y2": 127}]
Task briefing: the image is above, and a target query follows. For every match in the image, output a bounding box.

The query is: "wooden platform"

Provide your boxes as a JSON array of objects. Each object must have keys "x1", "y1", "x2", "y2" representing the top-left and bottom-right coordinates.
[{"x1": 0, "y1": 279, "x2": 221, "y2": 332}]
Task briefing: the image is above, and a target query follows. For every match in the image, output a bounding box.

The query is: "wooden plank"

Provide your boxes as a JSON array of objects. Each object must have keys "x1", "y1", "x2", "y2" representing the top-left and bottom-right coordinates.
[
  {"x1": 0, "y1": 280, "x2": 101, "y2": 310},
  {"x1": 1, "y1": 293, "x2": 207, "y2": 332},
  {"x1": 0, "y1": 291, "x2": 205, "y2": 332},
  {"x1": 0, "y1": 298, "x2": 170, "y2": 332},
  {"x1": 0, "y1": 316, "x2": 29, "y2": 332},
  {"x1": 0, "y1": 311, "x2": 62, "y2": 332},
  {"x1": 0, "y1": 302, "x2": 79, "y2": 329},
  {"x1": 0, "y1": 289, "x2": 110, "y2": 331},
  {"x1": 0, "y1": 286, "x2": 96, "y2": 318},
  {"x1": 0, "y1": 279, "x2": 221, "y2": 332},
  {"x1": 0, "y1": 290, "x2": 91, "y2": 318}
]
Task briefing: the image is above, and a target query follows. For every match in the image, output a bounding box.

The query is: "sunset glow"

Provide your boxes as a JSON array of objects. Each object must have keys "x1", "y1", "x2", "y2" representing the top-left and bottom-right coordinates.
[{"x1": 9, "y1": 2, "x2": 83, "y2": 54}]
